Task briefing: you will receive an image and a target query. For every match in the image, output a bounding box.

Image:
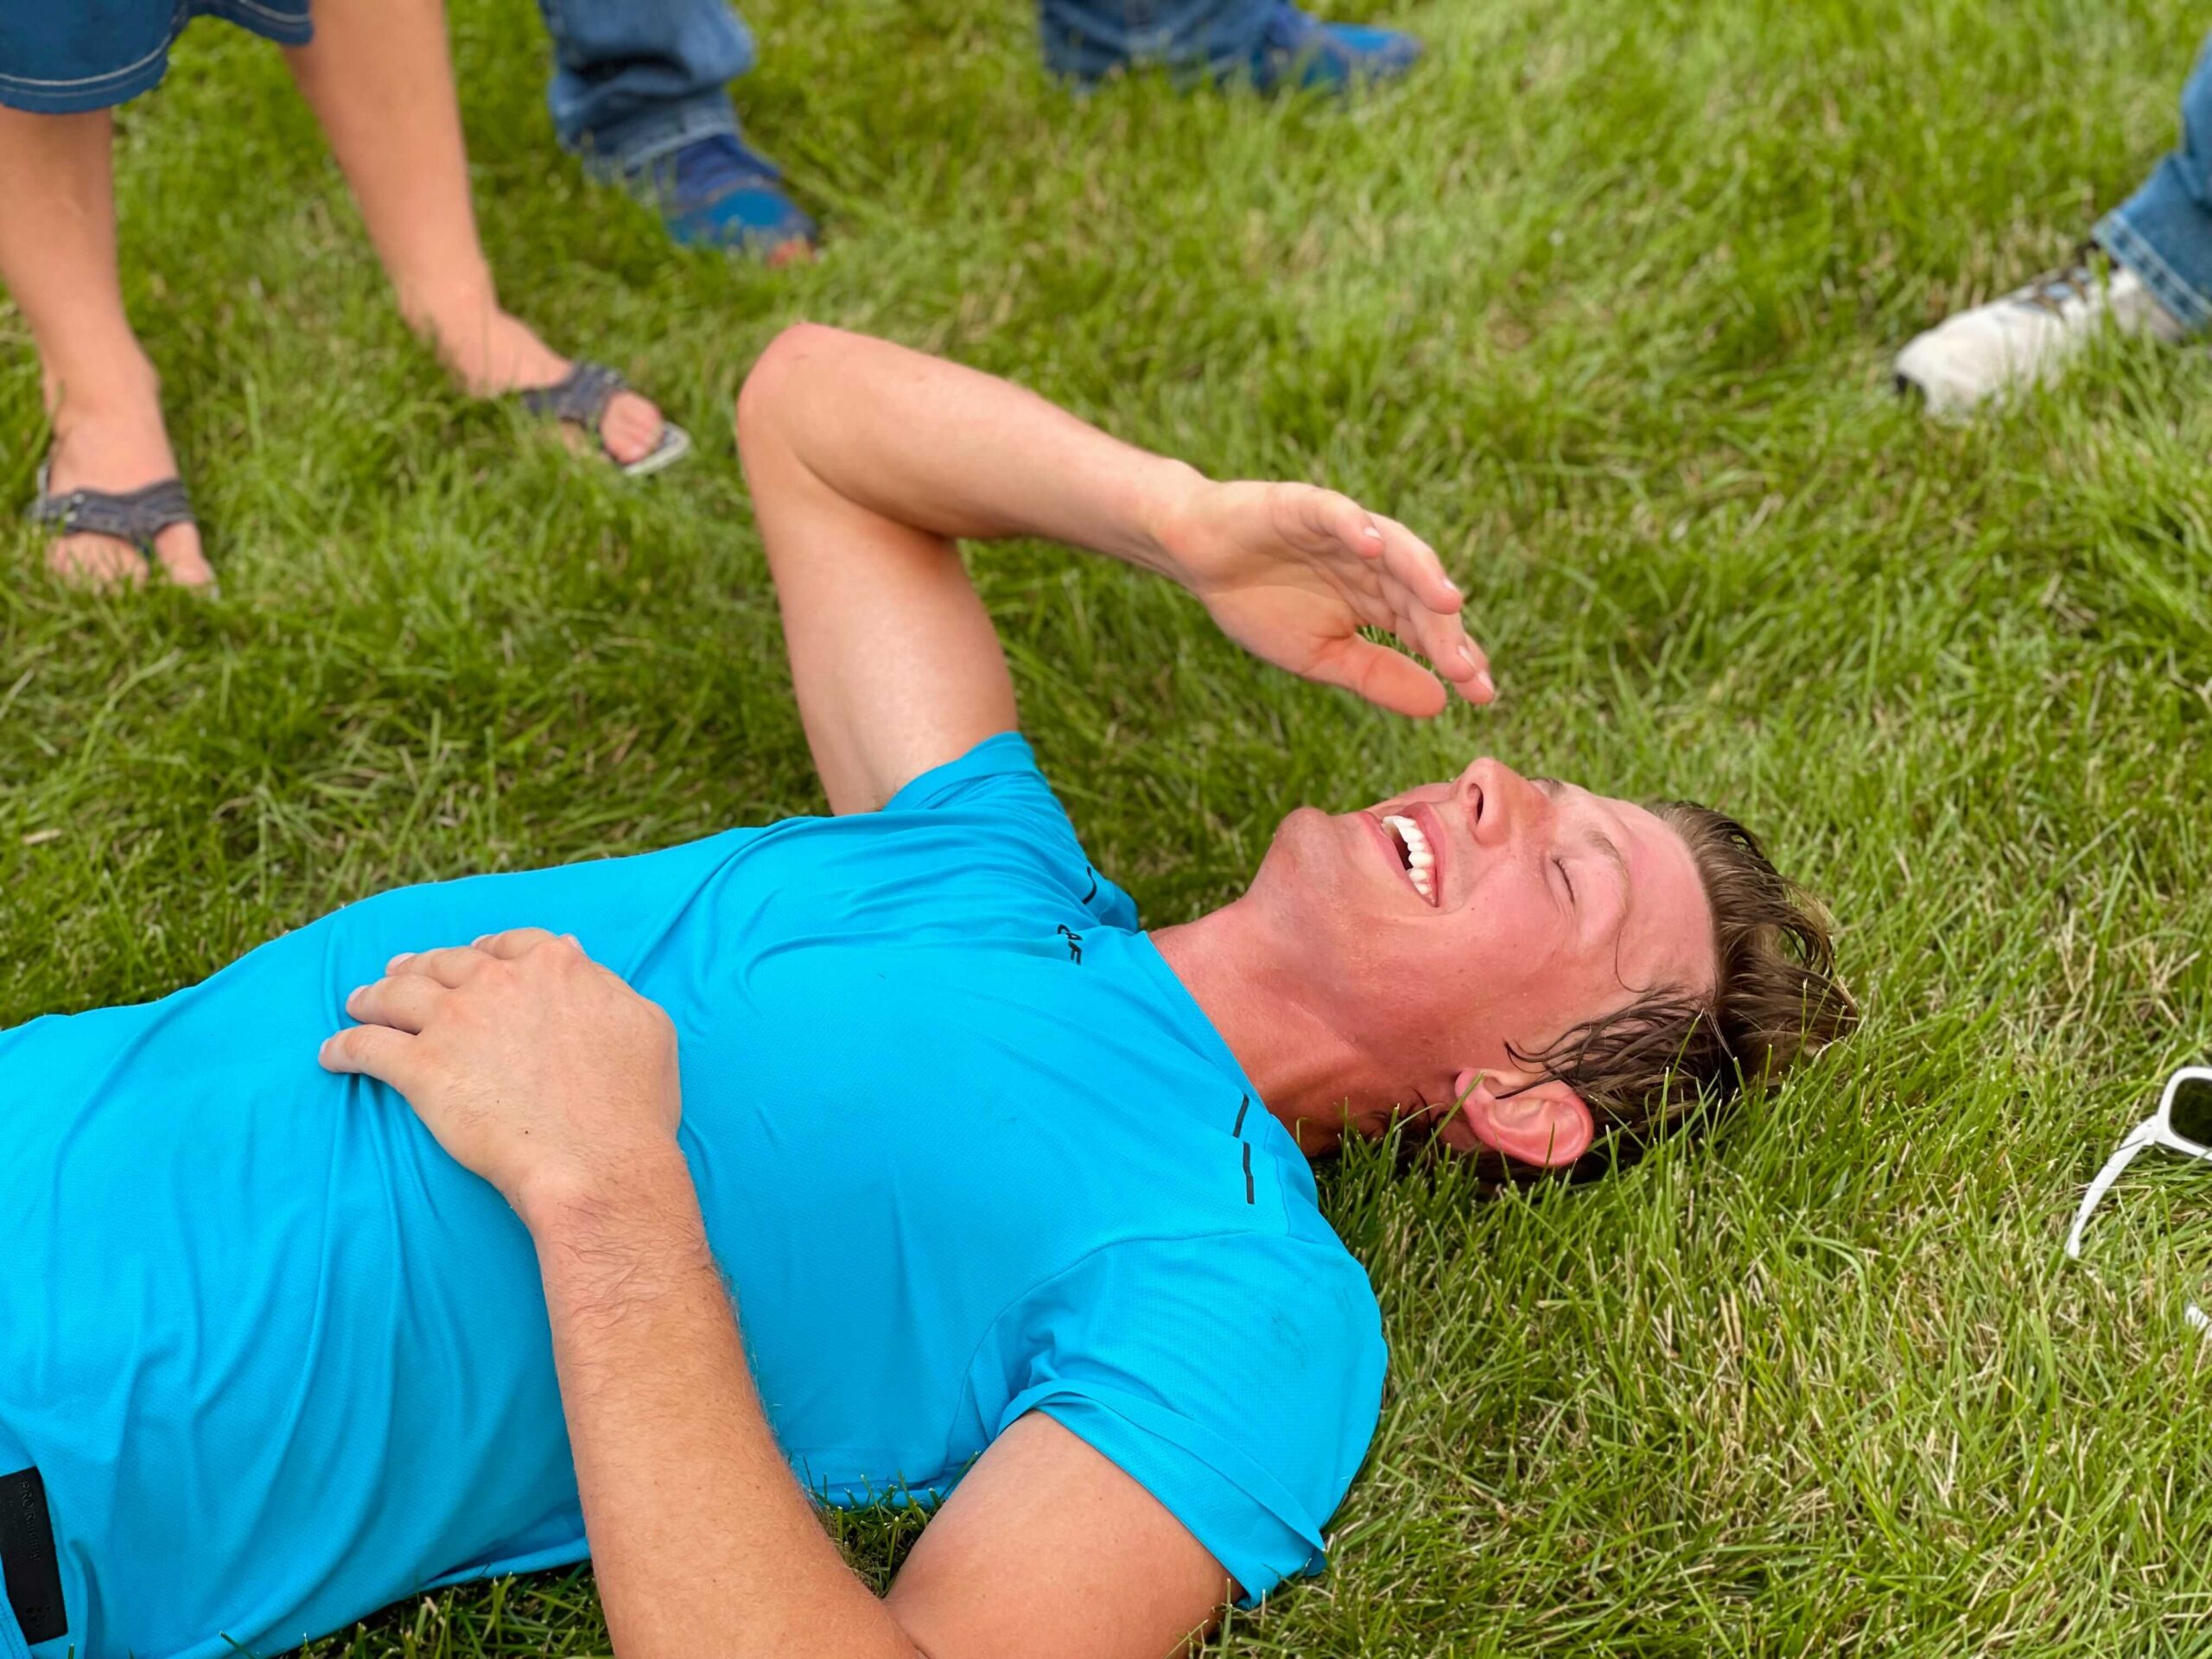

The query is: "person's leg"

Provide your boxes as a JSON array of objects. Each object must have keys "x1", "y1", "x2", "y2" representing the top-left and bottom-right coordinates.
[
  {"x1": 532, "y1": 0, "x2": 813, "y2": 259},
  {"x1": 1039, "y1": 0, "x2": 1265, "y2": 84},
  {"x1": 537, "y1": 0, "x2": 747, "y2": 166},
  {"x1": 1039, "y1": 0, "x2": 1419, "y2": 92},
  {"x1": 1893, "y1": 36, "x2": 2212, "y2": 416},
  {"x1": 2095, "y1": 32, "x2": 2212, "y2": 333},
  {"x1": 283, "y1": 0, "x2": 666, "y2": 465},
  {"x1": 0, "y1": 105, "x2": 213, "y2": 588}
]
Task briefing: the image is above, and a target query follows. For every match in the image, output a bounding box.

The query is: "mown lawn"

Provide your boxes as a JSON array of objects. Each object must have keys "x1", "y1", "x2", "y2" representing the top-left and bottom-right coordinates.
[{"x1": 6, "y1": 0, "x2": 2212, "y2": 1653}]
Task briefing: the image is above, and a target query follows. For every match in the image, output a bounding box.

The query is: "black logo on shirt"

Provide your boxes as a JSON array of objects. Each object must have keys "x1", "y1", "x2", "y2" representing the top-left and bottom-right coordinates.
[
  {"x1": 1230, "y1": 1095, "x2": 1254, "y2": 1205},
  {"x1": 1056, "y1": 925, "x2": 1084, "y2": 964}
]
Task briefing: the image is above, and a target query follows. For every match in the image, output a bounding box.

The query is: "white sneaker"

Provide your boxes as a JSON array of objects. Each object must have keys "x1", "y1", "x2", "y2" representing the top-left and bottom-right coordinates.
[{"x1": 1893, "y1": 257, "x2": 2186, "y2": 416}]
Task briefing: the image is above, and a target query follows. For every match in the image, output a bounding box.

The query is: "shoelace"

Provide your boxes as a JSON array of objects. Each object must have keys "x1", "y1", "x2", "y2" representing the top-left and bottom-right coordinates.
[{"x1": 2013, "y1": 262, "x2": 2098, "y2": 320}]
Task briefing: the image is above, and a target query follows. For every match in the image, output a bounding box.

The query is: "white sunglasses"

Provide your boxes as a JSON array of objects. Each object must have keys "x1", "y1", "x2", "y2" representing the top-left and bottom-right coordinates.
[{"x1": 2066, "y1": 1067, "x2": 2212, "y2": 1271}]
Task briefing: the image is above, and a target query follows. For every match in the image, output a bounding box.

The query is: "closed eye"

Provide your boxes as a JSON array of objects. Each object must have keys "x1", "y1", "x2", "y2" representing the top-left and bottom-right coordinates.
[{"x1": 1554, "y1": 856, "x2": 1576, "y2": 906}]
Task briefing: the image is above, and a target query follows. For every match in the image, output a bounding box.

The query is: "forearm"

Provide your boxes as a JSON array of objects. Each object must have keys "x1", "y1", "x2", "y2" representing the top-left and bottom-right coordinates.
[
  {"x1": 733, "y1": 322, "x2": 1482, "y2": 813},
  {"x1": 735, "y1": 323, "x2": 1204, "y2": 576},
  {"x1": 524, "y1": 1154, "x2": 918, "y2": 1659}
]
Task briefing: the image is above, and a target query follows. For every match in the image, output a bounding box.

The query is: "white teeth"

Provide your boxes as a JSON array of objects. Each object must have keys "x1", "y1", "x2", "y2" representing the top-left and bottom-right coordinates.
[{"x1": 1381, "y1": 814, "x2": 1437, "y2": 902}]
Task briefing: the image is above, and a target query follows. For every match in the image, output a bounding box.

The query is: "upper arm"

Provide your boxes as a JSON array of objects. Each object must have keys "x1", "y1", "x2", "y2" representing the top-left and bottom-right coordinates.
[
  {"x1": 735, "y1": 326, "x2": 1020, "y2": 815},
  {"x1": 884, "y1": 1413, "x2": 1230, "y2": 1659}
]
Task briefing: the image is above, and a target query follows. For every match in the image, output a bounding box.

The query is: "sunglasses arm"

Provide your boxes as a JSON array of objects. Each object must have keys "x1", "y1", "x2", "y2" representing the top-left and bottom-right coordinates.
[{"x1": 2065, "y1": 1134, "x2": 2153, "y2": 1261}]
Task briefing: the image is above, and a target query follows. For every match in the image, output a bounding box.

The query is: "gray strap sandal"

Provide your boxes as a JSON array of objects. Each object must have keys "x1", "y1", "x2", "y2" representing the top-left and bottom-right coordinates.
[
  {"x1": 27, "y1": 461, "x2": 211, "y2": 591},
  {"x1": 28, "y1": 461, "x2": 197, "y2": 554},
  {"x1": 517, "y1": 361, "x2": 693, "y2": 479}
]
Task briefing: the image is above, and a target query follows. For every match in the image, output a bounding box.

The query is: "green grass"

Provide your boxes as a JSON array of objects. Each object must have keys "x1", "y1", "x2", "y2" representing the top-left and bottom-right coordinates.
[{"x1": 7, "y1": 0, "x2": 2212, "y2": 1652}]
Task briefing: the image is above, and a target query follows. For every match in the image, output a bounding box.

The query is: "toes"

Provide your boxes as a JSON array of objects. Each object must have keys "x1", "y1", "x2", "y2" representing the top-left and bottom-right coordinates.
[
  {"x1": 47, "y1": 532, "x2": 147, "y2": 589},
  {"x1": 151, "y1": 522, "x2": 217, "y2": 590},
  {"x1": 599, "y1": 390, "x2": 665, "y2": 467},
  {"x1": 41, "y1": 525, "x2": 213, "y2": 592}
]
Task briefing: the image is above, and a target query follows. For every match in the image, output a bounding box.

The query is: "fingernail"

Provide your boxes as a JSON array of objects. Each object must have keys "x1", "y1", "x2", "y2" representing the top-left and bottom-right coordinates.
[
  {"x1": 1476, "y1": 672, "x2": 1497, "y2": 699},
  {"x1": 387, "y1": 952, "x2": 414, "y2": 971},
  {"x1": 1459, "y1": 643, "x2": 1478, "y2": 666}
]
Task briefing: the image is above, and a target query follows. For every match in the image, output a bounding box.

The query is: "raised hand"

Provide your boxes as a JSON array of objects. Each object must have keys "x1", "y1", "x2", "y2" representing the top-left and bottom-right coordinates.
[
  {"x1": 1152, "y1": 480, "x2": 1493, "y2": 718},
  {"x1": 318, "y1": 928, "x2": 683, "y2": 1222}
]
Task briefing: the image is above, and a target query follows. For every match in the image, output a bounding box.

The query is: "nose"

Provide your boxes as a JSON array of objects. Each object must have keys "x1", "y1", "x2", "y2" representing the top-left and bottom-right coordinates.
[{"x1": 1454, "y1": 757, "x2": 1550, "y2": 849}]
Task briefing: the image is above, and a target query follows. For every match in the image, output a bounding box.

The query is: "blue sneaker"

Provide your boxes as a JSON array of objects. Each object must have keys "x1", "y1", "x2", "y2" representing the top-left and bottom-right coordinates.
[
  {"x1": 1247, "y1": 2, "x2": 1421, "y2": 92},
  {"x1": 627, "y1": 133, "x2": 817, "y2": 262}
]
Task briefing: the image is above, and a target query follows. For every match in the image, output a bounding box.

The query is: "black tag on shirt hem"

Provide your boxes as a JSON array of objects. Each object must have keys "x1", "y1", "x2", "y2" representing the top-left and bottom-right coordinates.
[{"x1": 0, "y1": 1467, "x2": 66, "y2": 1644}]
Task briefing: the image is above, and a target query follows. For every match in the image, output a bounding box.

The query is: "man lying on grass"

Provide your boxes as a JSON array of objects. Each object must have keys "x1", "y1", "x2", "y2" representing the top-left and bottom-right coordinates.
[{"x1": 0, "y1": 326, "x2": 1854, "y2": 1659}]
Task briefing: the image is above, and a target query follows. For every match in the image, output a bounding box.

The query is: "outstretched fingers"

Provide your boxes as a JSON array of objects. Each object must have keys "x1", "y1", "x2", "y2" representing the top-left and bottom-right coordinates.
[
  {"x1": 1363, "y1": 509, "x2": 1465, "y2": 617},
  {"x1": 1306, "y1": 632, "x2": 1449, "y2": 719},
  {"x1": 1300, "y1": 486, "x2": 1457, "y2": 611},
  {"x1": 1302, "y1": 487, "x2": 1393, "y2": 566},
  {"x1": 1300, "y1": 488, "x2": 1494, "y2": 706},
  {"x1": 1369, "y1": 515, "x2": 1493, "y2": 704},
  {"x1": 1395, "y1": 597, "x2": 1494, "y2": 708}
]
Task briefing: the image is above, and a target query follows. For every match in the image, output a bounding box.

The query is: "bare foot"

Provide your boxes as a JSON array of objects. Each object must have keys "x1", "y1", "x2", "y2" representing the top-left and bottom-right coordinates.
[
  {"x1": 419, "y1": 298, "x2": 666, "y2": 469},
  {"x1": 42, "y1": 391, "x2": 213, "y2": 591}
]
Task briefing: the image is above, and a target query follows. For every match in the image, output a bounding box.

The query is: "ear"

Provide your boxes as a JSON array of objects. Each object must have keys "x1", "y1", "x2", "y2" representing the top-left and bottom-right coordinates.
[{"x1": 1445, "y1": 1068, "x2": 1594, "y2": 1169}]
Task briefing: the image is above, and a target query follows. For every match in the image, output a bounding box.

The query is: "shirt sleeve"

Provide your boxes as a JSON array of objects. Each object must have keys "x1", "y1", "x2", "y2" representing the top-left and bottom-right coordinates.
[
  {"x1": 993, "y1": 1230, "x2": 1388, "y2": 1605},
  {"x1": 881, "y1": 734, "x2": 1139, "y2": 931},
  {"x1": 882, "y1": 731, "x2": 1051, "y2": 816}
]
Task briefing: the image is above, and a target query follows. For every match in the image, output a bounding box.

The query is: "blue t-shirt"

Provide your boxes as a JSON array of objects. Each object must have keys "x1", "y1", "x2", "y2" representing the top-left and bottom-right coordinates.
[{"x1": 0, "y1": 734, "x2": 1387, "y2": 1659}]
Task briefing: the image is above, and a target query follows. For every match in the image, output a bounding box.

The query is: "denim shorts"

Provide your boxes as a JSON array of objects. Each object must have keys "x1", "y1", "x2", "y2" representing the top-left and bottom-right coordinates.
[{"x1": 0, "y1": 0, "x2": 312, "y2": 114}]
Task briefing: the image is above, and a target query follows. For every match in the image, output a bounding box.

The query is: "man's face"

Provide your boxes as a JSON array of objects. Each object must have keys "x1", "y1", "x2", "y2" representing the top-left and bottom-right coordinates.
[{"x1": 1246, "y1": 757, "x2": 1717, "y2": 1140}]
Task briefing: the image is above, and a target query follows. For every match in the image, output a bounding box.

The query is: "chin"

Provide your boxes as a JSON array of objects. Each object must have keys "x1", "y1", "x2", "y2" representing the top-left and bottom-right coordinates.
[
  {"x1": 1249, "y1": 805, "x2": 1332, "y2": 887},
  {"x1": 1237, "y1": 809, "x2": 1350, "y2": 947}
]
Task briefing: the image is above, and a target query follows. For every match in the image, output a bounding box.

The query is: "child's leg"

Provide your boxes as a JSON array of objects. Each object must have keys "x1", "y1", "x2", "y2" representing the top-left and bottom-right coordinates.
[
  {"x1": 2095, "y1": 30, "x2": 2212, "y2": 334},
  {"x1": 283, "y1": 0, "x2": 667, "y2": 465},
  {"x1": 0, "y1": 105, "x2": 213, "y2": 587}
]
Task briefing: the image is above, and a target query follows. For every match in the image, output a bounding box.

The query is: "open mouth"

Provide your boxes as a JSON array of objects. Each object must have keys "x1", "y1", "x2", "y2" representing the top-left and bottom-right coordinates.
[{"x1": 1376, "y1": 810, "x2": 1438, "y2": 905}]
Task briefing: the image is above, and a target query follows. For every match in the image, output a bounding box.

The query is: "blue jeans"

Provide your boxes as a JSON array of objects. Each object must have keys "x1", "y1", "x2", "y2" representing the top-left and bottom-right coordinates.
[
  {"x1": 2097, "y1": 31, "x2": 2212, "y2": 334},
  {"x1": 533, "y1": 0, "x2": 1282, "y2": 168},
  {"x1": 1037, "y1": 0, "x2": 1278, "y2": 83},
  {"x1": 536, "y1": 0, "x2": 753, "y2": 175}
]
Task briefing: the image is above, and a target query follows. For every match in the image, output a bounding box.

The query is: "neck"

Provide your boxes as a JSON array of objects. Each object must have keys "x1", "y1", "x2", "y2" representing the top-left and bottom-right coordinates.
[{"x1": 1150, "y1": 900, "x2": 1385, "y2": 1155}]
